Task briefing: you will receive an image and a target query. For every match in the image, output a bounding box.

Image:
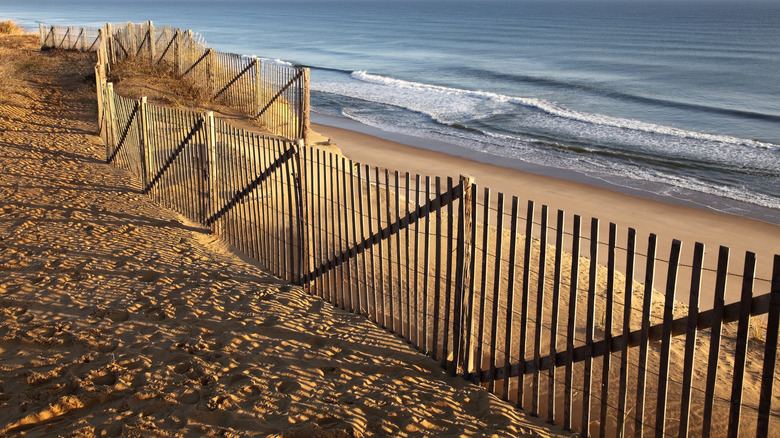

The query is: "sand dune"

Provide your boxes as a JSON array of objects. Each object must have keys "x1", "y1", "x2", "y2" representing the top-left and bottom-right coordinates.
[{"x1": 0, "y1": 32, "x2": 565, "y2": 437}]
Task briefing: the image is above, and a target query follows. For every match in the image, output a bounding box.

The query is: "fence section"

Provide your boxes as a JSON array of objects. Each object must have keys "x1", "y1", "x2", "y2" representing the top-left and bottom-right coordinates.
[
  {"x1": 41, "y1": 21, "x2": 310, "y2": 143},
  {"x1": 85, "y1": 23, "x2": 780, "y2": 438}
]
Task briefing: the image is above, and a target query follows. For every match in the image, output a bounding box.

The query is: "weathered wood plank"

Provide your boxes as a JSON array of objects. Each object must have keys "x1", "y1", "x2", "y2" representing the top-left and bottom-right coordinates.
[
  {"x1": 756, "y1": 255, "x2": 780, "y2": 436},
  {"x1": 502, "y1": 197, "x2": 519, "y2": 398},
  {"x1": 564, "y1": 214, "x2": 581, "y2": 431},
  {"x1": 488, "y1": 193, "x2": 504, "y2": 394},
  {"x1": 517, "y1": 200, "x2": 534, "y2": 409},
  {"x1": 727, "y1": 251, "x2": 756, "y2": 437},
  {"x1": 635, "y1": 233, "x2": 657, "y2": 438},
  {"x1": 599, "y1": 223, "x2": 617, "y2": 437},
  {"x1": 582, "y1": 218, "x2": 599, "y2": 437},
  {"x1": 702, "y1": 246, "x2": 729, "y2": 438},
  {"x1": 655, "y1": 239, "x2": 682, "y2": 438},
  {"x1": 548, "y1": 209, "x2": 565, "y2": 424},
  {"x1": 679, "y1": 242, "x2": 704, "y2": 438}
]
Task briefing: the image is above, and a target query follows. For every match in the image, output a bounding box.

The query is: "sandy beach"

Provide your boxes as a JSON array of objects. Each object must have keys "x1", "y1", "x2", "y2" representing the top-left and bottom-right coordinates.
[
  {"x1": 312, "y1": 122, "x2": 780, "y2": 307},
  {"x1": 2, "y1": 21, "x2": 778, "y2": 436},
  {"x1": 0, "y1": 31, "x2": 573, "y2": 437}
]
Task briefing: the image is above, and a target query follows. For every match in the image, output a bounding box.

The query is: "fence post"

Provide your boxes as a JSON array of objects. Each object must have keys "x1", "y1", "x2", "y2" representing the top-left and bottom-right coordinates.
[
  {"x1": 148, "y1": 21, "x2": 155, "y2": 63},
  {"x1": 67, "y1": 26, "x2": 75, "y2": 50},
  {"x1": 294, "y1": 139, "x2": 312, "y2": 287},
  {"x1": 95, "y1": 64, "x2": 105, "y2": 142},
  {"x1": 454, "y1": 175, "x2": 475, "y2": 375},
  {"x1": 105, "y1": 23, "x2": 114, "y2": 66},
  {"x1": 756, "y1": 254, "x2": 780, "y2": 436},
  {"x1": 301, "y1": 68, "x2": 311, "y2": 146},
  {"x1": 186, "y1": 30, "x2": 194, "y2": 78},
  {"x1": 105, "y1": 82, "x2": 117, "y2": 160},
  {"x1": 204, "y1": 111, "x2": 218, "y2": 232},
  {"x1": 254, "y1": 57, "x2": 262, "y2": 116},
  {"x1": 207, "y1": 49, "x2": 215, "y2": 96},
  {"x1": 137, "y1": 97, "x2": 151, "y2": 188},
  {"x1": 174, "y1": 29, "x2": 182, "y2": 75},
  {"x1": 39, "y1": 24, "x2": 44, "y2": 48}
]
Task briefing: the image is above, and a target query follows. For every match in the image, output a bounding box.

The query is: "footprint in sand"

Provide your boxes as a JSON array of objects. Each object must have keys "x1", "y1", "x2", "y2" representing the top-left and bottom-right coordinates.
[
  {"x1": 259, "y1": 315, "x2": 279, "y2": 327},
  {"x1": 228, "y1": 373, "x2": 251, "y2": 387},
  {"x1": 89, "y1": 368, "x2": 118, "y2": 386},
  {"x1": 275, "y1": 380, "x2": 302, "y2": 395},
  {"x1": 107, "y1": 309, "x2": 129, "y2": 322},
  {"x1": 97, "y1": 340, "x2": 119, "y2": 353},
  {"x1": 179, "y1": 388, "x2": 200, "y2": 404}
]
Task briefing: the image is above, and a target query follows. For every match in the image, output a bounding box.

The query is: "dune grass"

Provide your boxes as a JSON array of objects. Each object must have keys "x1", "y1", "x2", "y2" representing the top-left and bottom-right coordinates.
[{"x1": 0, "y1": 20, "x2": 26, "y2": 35}]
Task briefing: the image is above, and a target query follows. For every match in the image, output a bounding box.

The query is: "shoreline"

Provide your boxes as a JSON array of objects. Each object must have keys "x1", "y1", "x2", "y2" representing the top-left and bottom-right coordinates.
[
  {"x1": 312, "y1": 117, "x2": 780, "y2": 304},
  {"x1": 313, "y1": 114, "x2": 780, "y2": 227}
]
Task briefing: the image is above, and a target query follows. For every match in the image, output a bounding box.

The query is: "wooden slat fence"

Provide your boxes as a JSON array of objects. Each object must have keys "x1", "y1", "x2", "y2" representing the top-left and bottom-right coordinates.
[
  {"x1": 41, "y1": 21, "x2": 310, "y2": 143},
  {"x1": 89, "y1": 26, "x2": 780, "y2": 438}
]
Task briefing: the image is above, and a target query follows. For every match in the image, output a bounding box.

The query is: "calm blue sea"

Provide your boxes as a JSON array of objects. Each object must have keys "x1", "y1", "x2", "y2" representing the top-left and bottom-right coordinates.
[{"x1": 4, "y1": 0, "x2": 780, "y2": 224}]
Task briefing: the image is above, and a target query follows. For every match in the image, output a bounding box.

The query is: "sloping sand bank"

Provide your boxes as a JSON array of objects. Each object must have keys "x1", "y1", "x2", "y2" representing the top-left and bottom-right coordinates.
[{"x1": 0, "y1": 33, "x2": 565, "y2": 437}]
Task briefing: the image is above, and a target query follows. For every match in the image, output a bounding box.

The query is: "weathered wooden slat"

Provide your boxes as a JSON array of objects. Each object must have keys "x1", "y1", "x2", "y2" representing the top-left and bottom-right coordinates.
[
  {"x1": 339, "y1": 157, "x2": 351, "y2": 310},
  {"x1": 548, "y1": 209, "x2": 565, "y2": 424},
  {"x1": 442, "y1": 177, "x2": 455, "y2": 370},
  {"x1": 394, "y1": 171, "x2": 404, "y2": 335},
  {"x1": 330, "y1": 154, "x2": 341, "y2": 304},
  {"x1": 564, "y1": 214, "x2": 581, "y2": 431},
  {"x1": 488, "y1": 192, "x2": 504, "y2": 394},
  {"x1": 656, "y1": 240, "x2": 682, "y2": 438},
  {"x1": 679, "y1": 242, "x2": 704, "y2": 438},
  {"x1": 366, "y1": 164, "x2": 377, "y2": 320},
  {"x1": 702, "y1": 246, "x2": 729, "y2": 438},
  {"x1": 413, "y1": 174, "x2": 421, "y2": 347},
  {"x1": 404, "y1": 173, "x2": 412, "y2": 340},
  {"x1": 453, "y1": 176, "x2": 473, "y2": 376},
  {"x1": 582, "y1": 218, "x2": 599, "y2": 437},
  {"x1": 356, "y1": 164, "x2": 368, "y2": 314},
  {"x1": 386, "y1": 170, "x2": 395, "y2": 329},
  {"x1": 475, "y1": 188, "x2": 491, "y2": 382},
  {"x1": 333, "y1": 156, "x2": 345, "y2": 307},
  {"x1": 599, "y1": 223, "x2": 617, "y2": 437},
  {"x1": 533, "y1": 205, "x2": 549, "y2": 416},
  {"x1": 251, "y1": 135, "x2": 265, "y2": 264},
  {"x1": 315, "y1": 150, "x2": 326, "y2": 299},
  {"x1": 348, "y1": 160, "x2": 359, "y2": 309},
  {"x1": 635, "y1": 233, "x2": 657, "y2": 438},
  {"x1": 432, "y1": 177, "x2": 443, "y2": 358},
  {"x1": 502, "y1": 197, "x2": 519, "y2": 399},
  {"x1": 756, "y1": 255, "x2": 780, "y2": 436},
  {"x1": 727, "y1": 251, "x2": 756, "y2": 438},
  {"x1": 463, "y1": 182, "x2": 477, "y2": 377},
  {"x1": 517, "y1": 200, "x2": 534, "y2": 409},
  {"x1": 376, "y1": 167, "x2": 386, "y2": 326},
  {"x1": 617, "y1": 228, "x2": 636, "y2": 436},
  {"x1": 422, "y1": 177, "x2": 432, "y2": 352}
]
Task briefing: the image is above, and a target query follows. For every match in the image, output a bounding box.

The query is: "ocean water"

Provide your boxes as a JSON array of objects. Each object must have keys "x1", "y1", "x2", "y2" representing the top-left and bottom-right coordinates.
[{"x1": 4, "y1": 0, "x2": 780, "y2": 224}]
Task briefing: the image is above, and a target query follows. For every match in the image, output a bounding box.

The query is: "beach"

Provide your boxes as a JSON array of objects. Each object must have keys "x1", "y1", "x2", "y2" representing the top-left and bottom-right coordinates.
[
  {"x1": 2, "y1": 21, "x2": 779, "y2": 437},
  {"x1": 312, "y1": 122, "x2": 780, "y2": 308},
  {"x1": 0, "y1": 31, "x2": 569, "y2": 437}
]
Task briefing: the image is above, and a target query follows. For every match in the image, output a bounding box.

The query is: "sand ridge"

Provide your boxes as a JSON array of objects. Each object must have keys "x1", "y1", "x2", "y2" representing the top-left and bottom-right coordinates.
[{"x1": 0, "y1": 33, "x2": 565, "y2": 437}]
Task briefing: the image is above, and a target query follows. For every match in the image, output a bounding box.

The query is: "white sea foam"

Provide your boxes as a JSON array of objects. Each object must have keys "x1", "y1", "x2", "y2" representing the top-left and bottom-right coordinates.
[
  {"x1": 347, "y1": 71, "x2": 780, "y2": 151},
  {"x1": 314, "y1": 70, "x2": 780, "y2": 212}
]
